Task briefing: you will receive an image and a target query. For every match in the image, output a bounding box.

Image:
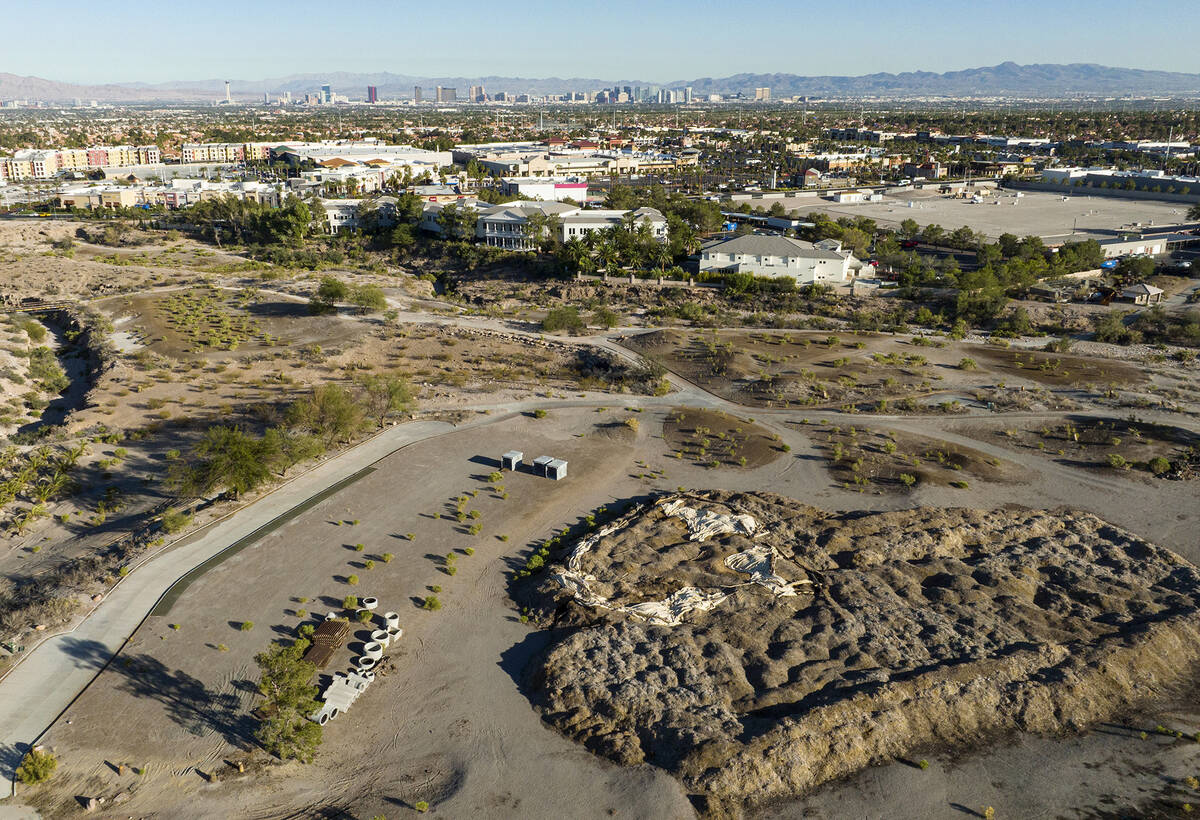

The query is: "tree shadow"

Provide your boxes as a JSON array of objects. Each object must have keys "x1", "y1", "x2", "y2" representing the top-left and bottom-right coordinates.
[
  {"x1": 55, "y1": 637, "x2": 256, "y2": 747},
  {"x1": 112, "y1": 654, "x2": 255, "y2": 745}
]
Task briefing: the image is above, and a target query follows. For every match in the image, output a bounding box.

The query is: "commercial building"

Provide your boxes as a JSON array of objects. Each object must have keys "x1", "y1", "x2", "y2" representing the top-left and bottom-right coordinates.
[
  {"x1": 699, "y1": 234, "x2": 864, "y2": 284},
  {"x1": 367, "y1": 85, "x2": 378, "y2": 103},
  {"x1": 436, "y1": 86, "x2": 457, "y2": 103},
  {"x1": 498, "y1": 177, "x2": 588, "y2": 202}
]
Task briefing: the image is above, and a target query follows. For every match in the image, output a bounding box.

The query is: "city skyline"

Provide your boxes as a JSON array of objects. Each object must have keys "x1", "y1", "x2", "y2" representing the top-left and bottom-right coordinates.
[{"x1": 4, "y1": 0, "x2": 1197, "y2": 85}]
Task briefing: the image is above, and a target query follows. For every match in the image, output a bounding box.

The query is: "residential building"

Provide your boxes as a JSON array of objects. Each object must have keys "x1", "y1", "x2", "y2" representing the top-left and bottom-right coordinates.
[
  {"x1": 1121, "y1": 283, "x2": 1165, "y2": 305},
  {"x1": 699, "y1": 234, "x2": 864, "y2": 283},
  {"x1": 421, "y1": 199, "x2": 668, "y2": 251}
]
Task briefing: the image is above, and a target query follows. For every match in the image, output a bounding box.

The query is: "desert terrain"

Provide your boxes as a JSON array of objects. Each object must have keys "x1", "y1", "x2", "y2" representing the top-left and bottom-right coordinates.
[{"x1": 0, "y1": 215, "x2": 1195, "y2": 819}]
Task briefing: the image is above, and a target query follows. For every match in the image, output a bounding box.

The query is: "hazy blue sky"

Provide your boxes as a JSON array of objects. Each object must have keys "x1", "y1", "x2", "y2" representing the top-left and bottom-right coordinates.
[{"x1": 9, "y1": 0, "x2": 1197, "y2": 83}]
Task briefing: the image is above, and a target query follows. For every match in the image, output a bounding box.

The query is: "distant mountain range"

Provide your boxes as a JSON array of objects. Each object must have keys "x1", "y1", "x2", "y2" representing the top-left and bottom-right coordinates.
[{"x1": 3, "y1": 62, "x2": 1200, "y2": 103}]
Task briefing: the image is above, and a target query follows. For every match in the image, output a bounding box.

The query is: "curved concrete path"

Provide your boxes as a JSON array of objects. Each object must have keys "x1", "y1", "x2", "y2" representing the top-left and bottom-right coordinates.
[{"x1": 0, "y1": 419, "x2": 452, "y2": 789}]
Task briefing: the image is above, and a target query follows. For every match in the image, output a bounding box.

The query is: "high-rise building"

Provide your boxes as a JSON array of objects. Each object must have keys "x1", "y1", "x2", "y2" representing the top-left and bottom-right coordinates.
[
  {"x1": 468, "y1": 84, "x2": 485, "y2": 102},
  {"x1": 322, "y1": 84, "x2": 332, "y2": 104},
  {"x1": 413, "y1": 86, "x2": 422, "y2": 103},
  {"x1": 754, "y1": 87, "x2": 771, "y2": 102},
  {"x1": 436, "y1": 86, "x2": 457, "y2": 103},
  {"x1": 367, "y1": 86, "x2": 378, "y2": 103},
  {"x1": 684, "y1": 86, "x2": 693, "y2": 104}
]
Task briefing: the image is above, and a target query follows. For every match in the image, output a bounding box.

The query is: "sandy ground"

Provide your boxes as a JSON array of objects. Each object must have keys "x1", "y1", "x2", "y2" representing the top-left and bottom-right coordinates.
[{"x1": 14, "y1": 392, "x2": 1200, "y2": 817}]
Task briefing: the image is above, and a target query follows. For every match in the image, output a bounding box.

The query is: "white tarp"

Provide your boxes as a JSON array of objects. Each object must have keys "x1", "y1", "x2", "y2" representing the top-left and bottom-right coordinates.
[
  {"x1": 659, "y1": 498, "x2": 758, "y2": 541},
  {"x1": 724, "y1": 543, "x2": 811, "y2": 597}
]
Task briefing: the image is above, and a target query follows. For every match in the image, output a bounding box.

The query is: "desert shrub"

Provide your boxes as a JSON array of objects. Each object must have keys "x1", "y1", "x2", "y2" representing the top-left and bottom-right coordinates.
[
  {"x1": 1106, "y1": 453, "x2": 1128, "y2": 469},
  {"x1": 16, "y1": 749, "x2": 57, "y2": 784},
  {"x1": 899, "y1": 473, "x2": 917, "y2": 487},
  {"x1": 422, "y1": 596, "x2": 442, "y2": 611},
  {"x1": 343, "y1": 595, "x2": 358, "y2": 609},
  {"x1": 161, "y1": 507, "x2": 192, "y2": 534},
  {"x1": 542, "y1": 306, "x2": 584, "y2": 334},
  {"x1": 240, "y1": 621, "x2": 254, "y2": 631},
  {"x1": 1148, "y1": 456, "x2": 1171, "y2": 475},
  {"x1": 958, "y1": 357, "x2": 977, "y2": 370},
  {"x1": 347, "y1": 574, "x2": 359, "y2": 585},
  {"x1": 382, "y1": 552, "x2": 394, "y2": 563}
]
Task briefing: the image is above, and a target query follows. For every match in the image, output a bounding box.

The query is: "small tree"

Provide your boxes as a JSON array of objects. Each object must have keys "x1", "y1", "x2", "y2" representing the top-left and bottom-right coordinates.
[
  {"x1": 358, "y1": 372, "x2": 413, "y2": 427},
  {"x1": 254, "y1": 640, "x2": 322, "y2": 762},
  {"x1": 16, "y1": 748, "x2": 57, "y2": 785}
]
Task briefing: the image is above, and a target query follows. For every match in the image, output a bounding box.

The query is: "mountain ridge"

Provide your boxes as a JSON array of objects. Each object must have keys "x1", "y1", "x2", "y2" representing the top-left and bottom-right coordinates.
[{"x1": 2, "y1": 62, "x2": 1199, "y2": 102}]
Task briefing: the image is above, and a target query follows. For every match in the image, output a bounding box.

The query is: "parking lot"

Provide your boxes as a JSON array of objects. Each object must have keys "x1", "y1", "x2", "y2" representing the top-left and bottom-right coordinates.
[{"x1": 783, "y1": 188, "x2": 1194, "y2": 242}]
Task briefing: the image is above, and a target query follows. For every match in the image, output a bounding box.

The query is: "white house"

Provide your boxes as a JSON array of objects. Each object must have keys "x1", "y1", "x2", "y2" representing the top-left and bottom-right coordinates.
[
  {"x1": 699, "y1": 234, "x2": 864, "y2": 283},
  {"x1": 421, "y1": 200, "x2": 668, "y2": 250}
]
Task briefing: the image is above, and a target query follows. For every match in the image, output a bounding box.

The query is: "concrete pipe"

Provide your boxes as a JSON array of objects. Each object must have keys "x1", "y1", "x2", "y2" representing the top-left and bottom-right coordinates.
[
  {"x1": 317, "y1": 712, "x2": 329, "y2": 725},
  {"x1": 388, "y1": 627, "x2": 404, "y2": 642},
  {"x1": 329, "y1": 708, "x2": 339, "y2": 720},
  {"x1": 362, "y1": 642, "x2": 384, "y2": 661},
  {"x1": 383, "y1": 612, "x2": 400, "y2": 629},
  {"x1": 324, "y1": 612, "x2": 340, "y2": 620},
  {"x1": 361, "y1": 597, "x2": 379, "y2": 611},
  {"x1": 371, "y1": 629, "x2": 391, "y2": 648},
  {"x1": 356, "y1": 656, "x2": 377, "y2": 672}
]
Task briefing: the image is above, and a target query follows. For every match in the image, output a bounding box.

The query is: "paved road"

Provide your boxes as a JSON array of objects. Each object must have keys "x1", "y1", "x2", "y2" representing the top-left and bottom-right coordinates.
[{"x1": 0, "y1": 419, "x2": 452, "y2": 788}]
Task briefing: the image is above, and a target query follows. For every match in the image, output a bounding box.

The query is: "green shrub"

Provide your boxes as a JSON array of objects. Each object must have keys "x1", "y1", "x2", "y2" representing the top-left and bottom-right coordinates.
[
  {"x1": 240, "y1": 621, "x2": 254, "y2": 631},
  {"x1": 899, "y1": 473, "x2": 917, "y2": 487},
  {"x1": 343, "y1": 595, "x2": 358, "y2": 610},
  {"x1": 364, "y1": 560, "x2": 375, "y2": 570},
  {"x1": 357, "y1": 609, "x2": 373, "y2": 623},
  {"x1": 422, "y1": 596, "x2": 442, "y2": 611},
  {"x1": 958, "y1": 357, "x2": 977, "y2": 370},
  {"x1": 533, "y1": 408, "x2": 547, "y2": 419},
  {"x1": 354, "y1": 543, "x2": 365, "y2": 552},
  {"x1": 16, "y1": 749, "x2": 57, "y2": 784},
  {"x1": 347, "y1": 574, "x2": 359, "y2": 586},
  {"x1": 1148, "y1": 456, "x2": 1171, "y2": 475},
  {"x1": 382, "y1": 552, "x2": 394, "y2": 563},
  {"x1": 415, "y1": 802, "x2": 430, "y2": 813},
  {"x1": 161, "y1": 507, "x2": 193, "y2": 534},
  {"x1": 1106, "y1": 453, "x2": 1128, "y2": 469}
]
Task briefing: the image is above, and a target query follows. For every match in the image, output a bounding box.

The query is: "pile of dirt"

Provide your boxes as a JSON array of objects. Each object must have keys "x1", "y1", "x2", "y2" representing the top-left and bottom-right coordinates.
[{"x1": 524, "y1": 490, "x2": 1200, "y2": 815}]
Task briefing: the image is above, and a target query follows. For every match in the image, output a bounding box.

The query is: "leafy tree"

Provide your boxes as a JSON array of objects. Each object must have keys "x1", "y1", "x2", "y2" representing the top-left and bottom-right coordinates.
[
  {"x1": 348, "y1": 284, "x2": 387, "y2": 313},
  {"x1": 254, "y1": 640, "x2": 322, "y2": 762},
  {"x1": 175, "y1": 426, "x2": 277, "y2": 499},
  {"x1": 309, "y1": 276, "x2": 349, "y2": 314},
  {"x1": 288, "y1": 384, "x2": 365, "y2": 445},
  {"x1": 359, "y1": 373, "x2": 414, "y2": 427},
  {"x1": 898, "y1": 218, "x2": 919, "y2": 238}
]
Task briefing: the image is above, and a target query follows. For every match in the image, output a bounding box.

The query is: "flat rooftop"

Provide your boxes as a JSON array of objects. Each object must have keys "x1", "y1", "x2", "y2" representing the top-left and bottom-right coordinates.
[{"x1": 778, "y1": 189, "x2": 1194, "y2": 242}]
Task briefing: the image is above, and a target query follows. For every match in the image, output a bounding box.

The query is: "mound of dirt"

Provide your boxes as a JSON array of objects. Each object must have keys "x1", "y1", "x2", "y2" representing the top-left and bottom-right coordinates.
[{"x1": 524, "y1": 491, "x2": 1200, "y2": 814}]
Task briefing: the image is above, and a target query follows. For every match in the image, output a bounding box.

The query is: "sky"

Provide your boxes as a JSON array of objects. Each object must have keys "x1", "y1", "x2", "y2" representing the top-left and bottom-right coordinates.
[{"x1": 5, "y1": 0, "x2": 1198, "y2": 84}]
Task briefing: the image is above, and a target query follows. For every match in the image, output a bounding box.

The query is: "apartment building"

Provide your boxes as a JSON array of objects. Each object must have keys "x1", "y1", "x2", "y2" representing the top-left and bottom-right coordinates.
[{"x1": 699, "y1": 234, "x2": 863, "y2": 284}]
